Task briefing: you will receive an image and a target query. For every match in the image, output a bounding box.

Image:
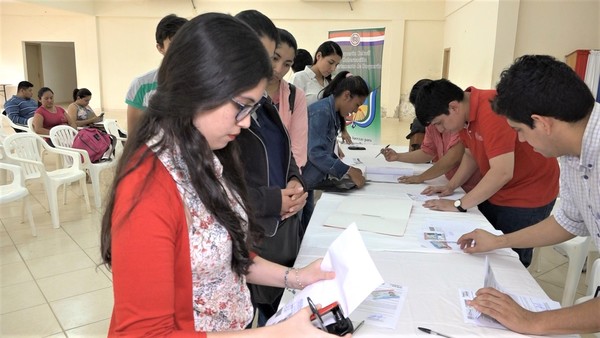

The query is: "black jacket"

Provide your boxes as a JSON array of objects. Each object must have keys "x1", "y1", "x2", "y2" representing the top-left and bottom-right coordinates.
[{"x1": 237, "y1": 97, "x2": 304, "y2": 237}]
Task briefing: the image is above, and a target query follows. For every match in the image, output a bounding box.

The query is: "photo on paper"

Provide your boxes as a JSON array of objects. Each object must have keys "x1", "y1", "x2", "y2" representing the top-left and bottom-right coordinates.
[
  {"x1": 430, "y1": 241, "x2": 452, "y2": 250},
  {"x1": 424, "y1": 232, "x2": 446, "y2": 241},
  {"x1": 371, "y1": 288, "x2": 400, "y2": 300}
]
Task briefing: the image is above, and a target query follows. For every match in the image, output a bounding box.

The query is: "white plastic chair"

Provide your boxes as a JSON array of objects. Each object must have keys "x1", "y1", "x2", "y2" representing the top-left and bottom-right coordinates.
[
  {"x1": 532, "y1": 197, "x2": 594, "y2": 306},
  {"x1": 0, "y1": 162, "x2": 36, "y2": 236},
  {"x1": 49, "y1": 125, "x2": 116, "y2": 209},
  {"x1": 1, "y1": 111, "x2": 31, "y2": 133},
  {"x1": 103, "y1": 119, "x2": 127, "y2": 159},
  {"x1": 3, "y1": 133, "x2": 91, "y2": 228},
  {"x1": 574, "y1": 258, "x2": 600, "y2": 337},
  {"x1": 26, "y1": 117, "x2": 34, "y2": 131}
]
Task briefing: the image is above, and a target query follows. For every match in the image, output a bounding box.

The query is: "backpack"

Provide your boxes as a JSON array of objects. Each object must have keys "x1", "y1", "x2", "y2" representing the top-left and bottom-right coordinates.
[
  {"x1": 288, "y1": 83, "x2": 296, "y2": 114},
  {"x1": 72, "y1": 128, "x2": 115, "y2": 163}
]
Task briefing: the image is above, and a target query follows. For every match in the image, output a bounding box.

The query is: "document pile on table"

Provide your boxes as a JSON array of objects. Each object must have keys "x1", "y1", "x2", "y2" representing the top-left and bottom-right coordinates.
[
  {"x1": 324, "y1": 196, "x2": 412, "y2": 237},
  {"x1": 364, "y1": 166, "x2": 414, "y2": 183},
  {"x1": 459, "y1": 257, "x2": 561, "y2": 330}
]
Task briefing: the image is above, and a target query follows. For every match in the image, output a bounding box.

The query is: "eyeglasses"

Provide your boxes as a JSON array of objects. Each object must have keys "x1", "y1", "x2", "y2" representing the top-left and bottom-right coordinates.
[{"x1": 231, "y1": 97, "x2": 261, "y2": 121}]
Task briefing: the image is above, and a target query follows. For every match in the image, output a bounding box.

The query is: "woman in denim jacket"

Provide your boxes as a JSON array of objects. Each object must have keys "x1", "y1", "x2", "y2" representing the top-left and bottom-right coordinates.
[{"x1": 303, "y1": 71, "x2": 368, "y2": 191}]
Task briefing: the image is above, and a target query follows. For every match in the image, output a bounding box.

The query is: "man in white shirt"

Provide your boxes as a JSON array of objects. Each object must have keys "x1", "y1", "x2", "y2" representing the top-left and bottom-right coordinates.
[{"x1": 457, "y1": 55, "x2": 600, "y2": 335}]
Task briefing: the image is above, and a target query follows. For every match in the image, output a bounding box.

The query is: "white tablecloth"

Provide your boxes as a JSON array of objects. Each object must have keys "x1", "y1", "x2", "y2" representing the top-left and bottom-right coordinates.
[{"x1": 284, "y1": 144, "x2": 560, "y2": 337}]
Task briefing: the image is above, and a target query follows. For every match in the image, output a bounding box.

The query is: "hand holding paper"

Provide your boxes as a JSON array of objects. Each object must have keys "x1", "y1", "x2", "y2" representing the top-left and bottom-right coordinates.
[{"x1": 267, "y1": 223, "x2": 384, "y2": 326}]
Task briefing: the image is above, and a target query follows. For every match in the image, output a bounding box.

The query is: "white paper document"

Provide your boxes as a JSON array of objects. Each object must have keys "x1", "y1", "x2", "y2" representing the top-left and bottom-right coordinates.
[
  {"x1": 365, "y1": 166, "x2": 414, "y2": 183},
  {"x1": 324, "y1": 196, "x2": 412, "y2": 237},
  {"x1": 459, "y1": 257, "x2": 561, "y2": 330},
  {"x1": 406, "y1": 193, "x2": 441, "y2": 202},
  {"x1": 350, "y1": 282, "x2": 407, "y2": 329},
  {"x1": 266, "y1": 224, "x2": 384, "y2": 326}
]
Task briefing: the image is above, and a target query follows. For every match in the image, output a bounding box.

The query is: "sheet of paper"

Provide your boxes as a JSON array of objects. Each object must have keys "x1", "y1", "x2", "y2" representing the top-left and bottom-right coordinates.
[
  {"x1": 406, "y1": 193, "x2": 441, "y2": 202},
  {"x1": 365, "y1": 166, "x2": 414, "y2": 183},
  {"x1": 459, "y1": 257, "x2": 561, "y2": 330},
  {"x1": 418, "y1": 221, "x2": 501, "y2": 252},
  {"x1": 267, "y1": 224, "x2": 384, "y2": 326},
  {"x1": 324, "y1": 196, "x2": 412, "y2": 237},
  {"x1": 350, "y1": 282, "x2": 407, "y2": 329}
]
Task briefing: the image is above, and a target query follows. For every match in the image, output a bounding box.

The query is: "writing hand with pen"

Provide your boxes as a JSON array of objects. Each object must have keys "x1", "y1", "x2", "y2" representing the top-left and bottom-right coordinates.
[{"x1": 376, "y1": 144, "x2": 391, "y2": 159}]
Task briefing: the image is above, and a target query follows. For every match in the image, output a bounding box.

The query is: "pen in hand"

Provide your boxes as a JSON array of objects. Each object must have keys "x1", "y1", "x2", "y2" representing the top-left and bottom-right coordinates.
[
  {"x1": 376, "y1": 144, "x2": 391, "y2": 158},
  {"x1": 418, "y1": 326, "x2": 454, "y2": 338}
]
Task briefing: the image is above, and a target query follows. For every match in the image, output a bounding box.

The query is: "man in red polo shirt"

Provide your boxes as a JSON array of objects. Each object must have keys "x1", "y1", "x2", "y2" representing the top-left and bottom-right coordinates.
[{"x1": 413, "y1": 78, "x2": 559, "y2": 267}]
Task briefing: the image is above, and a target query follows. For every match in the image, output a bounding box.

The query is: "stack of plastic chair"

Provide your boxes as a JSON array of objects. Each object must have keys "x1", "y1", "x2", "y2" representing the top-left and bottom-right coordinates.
[
  {"x1": 0, "y1": 162, "x2": 36, "y2": 236},
  {"x1": 49, "y1": 125, "x2": 116, "y2": 209},
  {"x1": 3, "y1": 133, "x2": 91, "y2": 228}
]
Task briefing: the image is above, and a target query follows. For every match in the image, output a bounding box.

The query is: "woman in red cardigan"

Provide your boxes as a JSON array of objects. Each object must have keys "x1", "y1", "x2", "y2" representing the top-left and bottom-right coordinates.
[{"x1": 100, "y1": 13, "x2": 344, "y2": 337}]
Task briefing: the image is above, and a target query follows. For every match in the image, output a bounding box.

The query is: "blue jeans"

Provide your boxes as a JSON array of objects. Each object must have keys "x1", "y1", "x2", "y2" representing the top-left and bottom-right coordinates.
[{"x1": 477, "y1": 199, "x2": 556, "y2": 267}]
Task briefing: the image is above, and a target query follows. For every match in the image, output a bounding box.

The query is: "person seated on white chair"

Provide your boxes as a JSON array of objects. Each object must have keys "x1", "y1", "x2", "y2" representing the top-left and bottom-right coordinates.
[
  {"x1": 67, "y1": 88, "x2": 104, "y2": 128},
  {"x1": 456, "y1": 55, "x2": 600, "y2": 335},
  {"x1": 4, "y1": 81, "x2": 38, "y2": 129},
  {"x1": 32, "y1": 87, "x2": 77, "y2": 146}
]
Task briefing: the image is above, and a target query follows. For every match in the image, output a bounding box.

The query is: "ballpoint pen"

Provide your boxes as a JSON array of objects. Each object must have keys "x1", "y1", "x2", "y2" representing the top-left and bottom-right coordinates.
[
  {"x1": 375, "y1": 144, "x2": 390, "y2": 158},
  {"x1": 353, "y1": 320, "x2": 365, "y2": 333},
  {"x1": 418, "y1": 326, "x2": 454, "y2": 338}
]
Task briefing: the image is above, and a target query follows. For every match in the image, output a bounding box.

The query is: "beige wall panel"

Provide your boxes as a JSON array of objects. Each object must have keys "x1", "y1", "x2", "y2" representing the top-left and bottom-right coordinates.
[
  {"x1": 443, "y1": 0, "x2": 498, "y2": 89},
  {"x1": 514, "y1": 0, "x2": 600, "y2": 61}
]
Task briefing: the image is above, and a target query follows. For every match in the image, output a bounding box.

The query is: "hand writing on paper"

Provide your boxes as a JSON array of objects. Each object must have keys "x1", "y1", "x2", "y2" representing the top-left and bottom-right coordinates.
[
  {"x1": 422, "y1": 198, "x2": 457, "y2": 212},
  {"x1": 281, "y1": 179, "x2": 307, "y2": 219},
  {"x1": 457, "y1": 229, "x2": 504, "y2": 253},
  {"x1": 421, "y1": 184, "x2": 455, "y2": 196},
  {"x1": 382, "y1": 147, "x2": 399, "y2": 162},
  {"x1": 467, "y1": 287, "x2": 537, "y2": 335}
]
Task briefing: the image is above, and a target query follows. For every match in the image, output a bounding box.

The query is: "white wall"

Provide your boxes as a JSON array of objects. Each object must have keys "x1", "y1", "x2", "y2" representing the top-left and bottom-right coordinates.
[
  {"x1": 514, "y1": 0, "x2": 600, "y2": 60},
  {"x1": 1, "y1": 0, "x2": 447, "y2": 116},
  {"x1": 1, "y1": 1, "x2": 102, "y2": 110},
  {"x1": 399, "y1": 20, "x2": 444, "y2": 119},
  {"x1": 3, "y1": 0, "x2": 599, "y2": 116},
  {"x1": 443, "y1": 0, "x2": 499, "y2": 89}
]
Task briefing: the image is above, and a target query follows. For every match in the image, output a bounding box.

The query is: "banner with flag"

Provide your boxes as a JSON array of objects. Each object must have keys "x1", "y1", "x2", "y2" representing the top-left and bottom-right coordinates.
[{"x1": 328, "y1": 28, "x2": 385, "y2": 144}]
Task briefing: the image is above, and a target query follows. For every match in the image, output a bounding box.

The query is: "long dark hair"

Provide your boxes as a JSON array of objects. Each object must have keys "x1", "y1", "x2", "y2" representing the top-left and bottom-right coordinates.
[
  {"x1": 72, "y1": 88, "x2": 92, "y2": 102},
  {"x1": 100, "y1": 13, "x2": 272, "y2": 277},
  {"x1": 313, "y1": 41, "x2": 343, "y2": 82},
  {"x1": 322, "y1": 70, "x2": 369, "y2": 132}
]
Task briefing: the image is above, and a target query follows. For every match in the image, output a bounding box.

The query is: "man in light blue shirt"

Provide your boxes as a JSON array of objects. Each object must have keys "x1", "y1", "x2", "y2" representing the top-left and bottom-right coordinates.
[
  {"x1": 4, "y1": 81, "x2": 37, "y2": 126},
  {"x1": 457, "y1": 55, "x2": 600, "y2": 335}
]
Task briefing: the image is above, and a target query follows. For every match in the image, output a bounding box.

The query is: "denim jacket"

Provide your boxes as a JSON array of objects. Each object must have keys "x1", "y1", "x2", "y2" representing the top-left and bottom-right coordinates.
[{"x1": 302, "y1": 95, "x2": 350, "y2": 189}]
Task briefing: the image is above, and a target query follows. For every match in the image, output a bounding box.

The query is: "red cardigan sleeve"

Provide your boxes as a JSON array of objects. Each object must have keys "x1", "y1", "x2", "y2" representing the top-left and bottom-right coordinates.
[{"x1": 108, "y1": 152, "x2": 207, "y2": 337}]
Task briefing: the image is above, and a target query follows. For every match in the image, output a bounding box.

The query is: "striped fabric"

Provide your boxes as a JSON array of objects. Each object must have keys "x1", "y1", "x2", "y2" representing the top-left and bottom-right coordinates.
[{"x1": 554, "y1": 102, "x2": 600, "y2": 251}]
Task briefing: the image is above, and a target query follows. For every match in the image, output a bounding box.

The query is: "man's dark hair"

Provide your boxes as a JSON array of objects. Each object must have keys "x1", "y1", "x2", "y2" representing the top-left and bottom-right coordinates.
[
  {"x1": 155, "y1": 14, "x2": 188, "y2": 47},
  {"x1": 292, "y1": 49, "x2": 312, "y2": 73},
  {"x1": 409, "y1": 79, "x2": 433, "y2": 105},
  {"x1": 414, "y1": 78, "x2": 464, "y2": 126},
  {"x1": 493, "y1": 55, "x2": 595, "y2": 128},
  {"x1": 235, "y1": 10, "x2": 280, "y2": 46},
  {"x1": 17, "y1": 81, "x2": 34, "y2": 91}
]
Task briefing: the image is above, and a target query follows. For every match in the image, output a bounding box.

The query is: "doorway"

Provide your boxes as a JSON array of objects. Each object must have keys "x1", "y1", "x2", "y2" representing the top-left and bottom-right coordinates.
[
  {"x1": 442, "y1": 48, "x2": 451, "y2": 79},
  {"x1": 23, "y1": 41, "x2": 77, "y2": 104}
]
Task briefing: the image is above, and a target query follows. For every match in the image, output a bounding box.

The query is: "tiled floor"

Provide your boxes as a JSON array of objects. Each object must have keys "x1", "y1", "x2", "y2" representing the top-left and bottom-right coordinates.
[{"x1": 0, "y1": 116, "x2": 592, "y2": 337}]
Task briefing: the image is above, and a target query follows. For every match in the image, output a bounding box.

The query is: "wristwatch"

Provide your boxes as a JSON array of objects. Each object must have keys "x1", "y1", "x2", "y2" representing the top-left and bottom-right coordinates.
[{"x1": 454, "y1": 199, "x2": 467, "y2": 212}]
